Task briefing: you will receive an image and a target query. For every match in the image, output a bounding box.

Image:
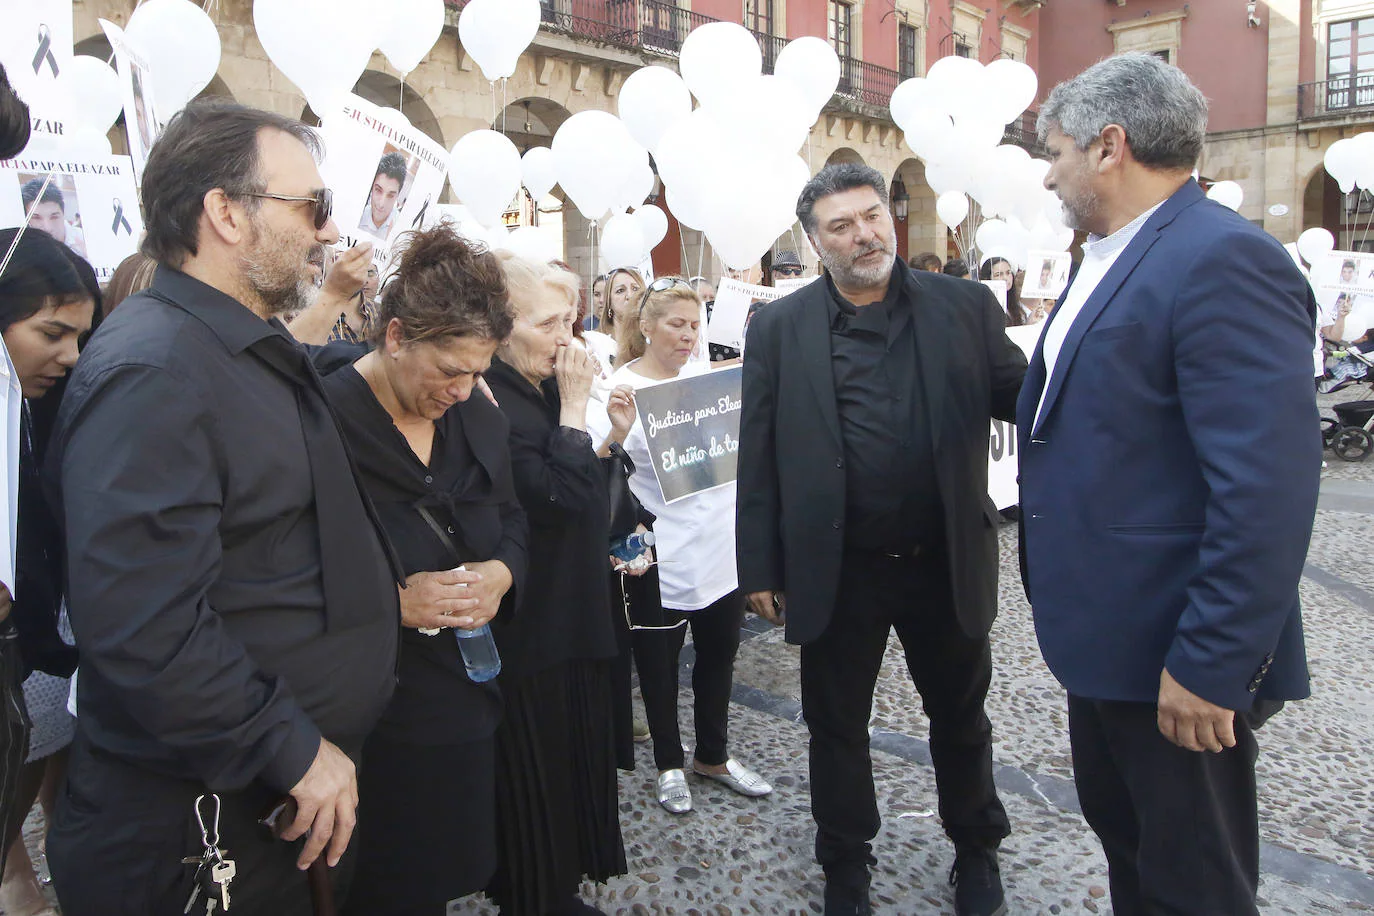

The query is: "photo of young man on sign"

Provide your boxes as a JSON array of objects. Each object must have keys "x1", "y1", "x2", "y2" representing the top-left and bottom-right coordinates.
[
  {"x1": 21, "y1": 174, "x2": 87, "y2": 258},
  {"x1": 356, "y1": 148, "x2": 413, "y2": 240}
]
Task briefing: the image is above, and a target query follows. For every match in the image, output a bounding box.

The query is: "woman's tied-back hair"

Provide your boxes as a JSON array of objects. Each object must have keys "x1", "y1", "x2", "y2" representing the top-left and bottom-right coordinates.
[
  {"x1": 616, "y1": 277, "x2": 699, "y2": 364},
  {"x1": 369, "y1": 223, "x2": 514, "y2": 347}
]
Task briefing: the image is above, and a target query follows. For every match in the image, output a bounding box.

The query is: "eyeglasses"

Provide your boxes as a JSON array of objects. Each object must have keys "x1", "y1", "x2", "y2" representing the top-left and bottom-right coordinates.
[
  {"x1": 772, "y1": 265, "x2": 804, "y2": 277},
  {"x1": 243, "y1": 187, "x2": 334, "y2": 231},
  {"x1": 637, "y1": 276, "x2": 694, "y2": 315}
]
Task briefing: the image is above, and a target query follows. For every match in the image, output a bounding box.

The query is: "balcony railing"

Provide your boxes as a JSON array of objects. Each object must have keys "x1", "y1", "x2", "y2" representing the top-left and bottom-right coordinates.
[
  {"x1": 1003, "y1": 109, "x2": 1044, "y2": 155},
  {"x1": 446, "y1": 0, "x2": 901, "y2": 108},
  {"x1": 1299, "y1": 76, "x2": 1374, "y2": 120}
]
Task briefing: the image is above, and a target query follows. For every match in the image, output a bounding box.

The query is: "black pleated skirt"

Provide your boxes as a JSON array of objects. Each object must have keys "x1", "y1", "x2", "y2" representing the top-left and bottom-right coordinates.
[
  {"x1": 486, "y1": 659, "x2": 627, "y2": 915},
  {"x1": 343, "y1": 733, "x2": 497, "y2": 916}
]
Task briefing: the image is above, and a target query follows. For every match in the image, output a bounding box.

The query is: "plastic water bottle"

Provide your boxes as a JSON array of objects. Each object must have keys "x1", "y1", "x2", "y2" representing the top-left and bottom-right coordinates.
[
  {"x1": 610, "y1": 531, "x2": 656, "y2": 564},
  {"x1": 450, "y1": 566, "x2": 501, "y2": 682}
]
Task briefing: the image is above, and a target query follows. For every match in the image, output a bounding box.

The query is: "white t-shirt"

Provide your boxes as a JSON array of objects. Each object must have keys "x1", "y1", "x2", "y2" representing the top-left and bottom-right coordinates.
[
  {"x1": 587, "y1": 360, "x2": 738, "y2": 611},
  {"x1": 582, "y1": 329, "x2": 617, "y2": 401}
]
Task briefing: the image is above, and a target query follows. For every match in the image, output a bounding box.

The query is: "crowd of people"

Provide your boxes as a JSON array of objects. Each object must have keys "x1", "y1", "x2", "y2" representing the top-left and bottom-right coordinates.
[{"x1": 0, "y1": 52, "x2": 1324, "y2": 916}]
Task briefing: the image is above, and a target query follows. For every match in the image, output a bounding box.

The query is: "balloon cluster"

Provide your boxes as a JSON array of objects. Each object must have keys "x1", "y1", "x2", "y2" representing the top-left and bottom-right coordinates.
[
  {"x1": 254, "y1": 0, "x2": 487, "y2": 114},
  {"x1": 1323, "y1": 132, "x2": 1374, "y2": 195},
  {"x1": 891, "y1": 56, "x2": 1072, "y2": 269}
]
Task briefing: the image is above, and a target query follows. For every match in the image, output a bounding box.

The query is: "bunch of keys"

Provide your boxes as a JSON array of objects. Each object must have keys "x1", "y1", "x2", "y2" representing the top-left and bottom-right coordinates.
[{"x1": 182, "y1": 793, "x2": 237, "y2": 914}]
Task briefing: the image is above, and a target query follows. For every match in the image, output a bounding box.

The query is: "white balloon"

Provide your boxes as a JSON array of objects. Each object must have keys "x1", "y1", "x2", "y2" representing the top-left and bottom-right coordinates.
[
  {"x1": 458, "y1": 0, "x2": 540, "y2": 81},
  {"x1": 936, "y1": 191, "x2": 969, "y2": 229},
  {"x1": 448, "y1": 129, "x2": 523, "y2": 228},
  {"x1": 1296, "y1": 227, "x2": 1335, "y2": 265},
  {"x1": 501, "y1": 225, "x2": 560, "y2": 263},
  {"x1": 774, "y1": 36, "x2": 841, "y2": 116},
  {"x1": 521, "y1": 146, "x2": 558, "y2": 202},
  {"x1": 665, "y1": 182, "x2": 710, "y2": 232},
  {"x1": 1206, "y1": 180, "x2": 1244, "y2": 211},
  {"x1": 619, "y1": 66, "x2": 692, "y2": 152},
  {"x1": 254, "y1": 0, "x2": 374, "y2": 115},
  {"x1": 61, "y1": 56, "x2": 123, "y2": 133},
  {"x1": 679, "y1": 22, "x2": 762, "y2": 109},
  {"x1": 725, "y1": 74, "x2": 813, "y2": 157},
  {"x1": 552, "y1": 110, "x2": 647, "y2": 221},
  {"x1": 922, "y1": 160, "x2": 964, "y2": 198},
  {"x1": 1351, "y1": 132, "x2": 1374, "y2": 190},
  {"x1": 926, "y1": 55, "x2": 986, "y2": 110},
  {"x1": 1325, "y1": 137, "x2": 1360, "y2": 195},
  {"x1": 983, "y1": 58, "x2": 1038, "y2": 125},
  {"x1": 891, "y1": 78, "x2": 949, "y2": 129},
  {"x1": 601, "y1": 212, "x2": 647, "y2": 268},
  {"x1": 125, "y1": 0, "x2": 222, "y2": 115},
  {"x1": 901, "y1": 108, "x2": 956, "y2": 162},
  {"x1": 633, "y1": 205, "x2": 670, "y2": 252},
  {"x1": 613, "y1": 159, "x2": 656, "y2": 213},
  {"x1": 975, "y1": 218, "x2": 1012, "y2": 255},
  {"x1": 64, "y1": 126, "x2": 115, "y2": 157},
  {"x1": 378, "y1": 0, "x2": 444, "y2": 75}
]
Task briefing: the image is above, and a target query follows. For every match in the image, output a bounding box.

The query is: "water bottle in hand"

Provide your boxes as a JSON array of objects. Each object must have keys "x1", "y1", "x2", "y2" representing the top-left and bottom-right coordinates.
[
  {"x1": 610, "y1": 531, "x2": 656, "y2": 565},
  {"x1": 450, "y1": 566, "x2": 501, "y2": 682}
]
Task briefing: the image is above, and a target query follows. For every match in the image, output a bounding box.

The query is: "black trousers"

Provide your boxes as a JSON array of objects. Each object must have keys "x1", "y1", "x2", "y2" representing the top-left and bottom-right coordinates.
[
  {"x1": 49, "y1": 728, "x2": 351, "y2": 916},
  {"x1": 629, "y1": 580, "x2": 745, "y2": 772},
  {"x1": 800, "y1": 549, "x2": 1010, "y2": 874},
  {"x1": 1068, "y1": 695, "x2": 1261, "y2": 916}
]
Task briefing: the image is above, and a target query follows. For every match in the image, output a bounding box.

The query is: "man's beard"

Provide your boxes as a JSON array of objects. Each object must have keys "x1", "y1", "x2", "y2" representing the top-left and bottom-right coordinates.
[
  {"x1": 819, "y1": 232, "x2": 896, "y2": 288},
  {"x1": 242, "y1": 220, "x2": 321, "y2": 316}
]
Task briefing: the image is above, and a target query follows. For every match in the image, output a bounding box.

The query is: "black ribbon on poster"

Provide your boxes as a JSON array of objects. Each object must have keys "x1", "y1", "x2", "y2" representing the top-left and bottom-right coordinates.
[
  {"x1": 32, "y1": 24, "x2": 58, "y2": 77},
  {"x1": 111, "y1": 198, "x2": 132, "y2": 235},
  {"x1": 633, "y1": 365, "x2": 742, "y2": 504}
]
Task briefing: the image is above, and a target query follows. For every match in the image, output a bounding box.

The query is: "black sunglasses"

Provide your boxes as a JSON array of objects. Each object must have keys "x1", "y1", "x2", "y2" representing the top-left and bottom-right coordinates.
[
  {"x1": 637, "y1": 276, "x2": 694, "y2": 315},
  {"x1": 244, "y1": 187, "x2": 334, "y2": 231},
  {"x1": 772, "y1": 265, "x2": 804, "y2": 277}
]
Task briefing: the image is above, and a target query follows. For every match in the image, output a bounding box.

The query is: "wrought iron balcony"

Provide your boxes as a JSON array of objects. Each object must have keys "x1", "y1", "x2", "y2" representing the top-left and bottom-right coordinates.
[
  {"x1": 1003, "y1": 109, "x2": 1044, "y2": 155},
  {"x1": 445, "y1": 0, "x2": 901, "y2": 109},
  {"x1": 1298, "y1": 76, "x2": 1374, "y2": 120}
]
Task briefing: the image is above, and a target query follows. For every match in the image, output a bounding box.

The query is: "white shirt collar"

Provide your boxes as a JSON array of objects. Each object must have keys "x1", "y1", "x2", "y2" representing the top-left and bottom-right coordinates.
[{"x1": 1081, "y1": 201, "x2": 1165, "y2": 261}]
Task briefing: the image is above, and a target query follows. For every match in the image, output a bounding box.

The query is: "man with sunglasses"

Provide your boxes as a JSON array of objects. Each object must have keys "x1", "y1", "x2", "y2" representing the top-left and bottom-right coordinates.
[
  {"x1": 44, "y1": 100, "x2": 401, "y2": 915},
  {"x1": 769, "y1": 249, "x2": 806, "y2": 284}
]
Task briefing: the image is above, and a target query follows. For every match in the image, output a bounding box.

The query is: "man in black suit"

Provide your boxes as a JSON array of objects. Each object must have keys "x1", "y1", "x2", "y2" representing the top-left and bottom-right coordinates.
[{"x1": 737, "y1": 163, "x2": 1026, "y2": 916}]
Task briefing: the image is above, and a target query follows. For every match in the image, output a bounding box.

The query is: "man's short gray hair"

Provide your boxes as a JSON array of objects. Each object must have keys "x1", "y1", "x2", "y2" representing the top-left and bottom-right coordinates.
[
  {"x1": 797, "y1": 162, "x2": 887, "y2": 235},
  {"x1": 1037, "y1": 52, "x2": 1208, "y2": 171}
]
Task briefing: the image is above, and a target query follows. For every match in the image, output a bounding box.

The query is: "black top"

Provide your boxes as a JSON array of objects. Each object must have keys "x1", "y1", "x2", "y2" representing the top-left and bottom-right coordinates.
[
  {"x1": 48, "y1": 267, "x2": 401, "y2": 793},
  {"x1": 11, "y1": 405, "x2": 75, "y2": 678},
  {"x1": 320, "y1": 363, "x2": 528, "y2": 745},
  {"x1": 826, "y1": 266, "x2": 943, "y2": 553},
  {"x1": 484, "y1": 359, "x2": 619, "y2": 682}
]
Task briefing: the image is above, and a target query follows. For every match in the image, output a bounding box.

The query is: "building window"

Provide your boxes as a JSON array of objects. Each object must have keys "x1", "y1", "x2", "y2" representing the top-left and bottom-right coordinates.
[
  {"x1": 1152, "y1": 49, "x2": 1171, "y2": 64},
  {"x1": 829, "y1": 1, "x2": 853, "y2": 59},
  {"x1": 955, "y1": 38, "x2": 973, "y2": 58},
  {"x1": 745, "y1": 0, "x2": 775, "y2": 35},
  {"x1": 1328, "y1": 18, "x2": 1374, "y2": 109},
  {"x1": 899, "y1": 23, "x2": 919, "y2": 79}
]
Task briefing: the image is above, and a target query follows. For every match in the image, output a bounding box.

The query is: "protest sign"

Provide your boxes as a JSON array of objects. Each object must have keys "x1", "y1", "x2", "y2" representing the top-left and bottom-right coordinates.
[
  {"x1": 0, "y1": 153, "x2": 142, "y2": 281},
  {"x1": 318, "y1": 95, "x2": 450, "y2": 272},
  {"x1": 100, "y1": 19, "x2": 162, "y2": 180},
  {"x1": 1314, "y1": 250, "x2": 1374, "y2": 297},
  {"x1": 1022, "y1": 250, "x2": 1072, "y2": 300},
  {"x1": 987, "y1": 323, "x2": 1045, "y2": 510},
  {"x1": 0, "y1": 0, "x2": 73, "y2": 152},
  {"x1": 709, "y1": 278, "x2": 785, "y2": 352},
  {"x1": 634, "y1": 365, "x2": 743, "y2": 504},
  {"x1": 774, "y1": 275, "x2": 817, "y2": 295}
]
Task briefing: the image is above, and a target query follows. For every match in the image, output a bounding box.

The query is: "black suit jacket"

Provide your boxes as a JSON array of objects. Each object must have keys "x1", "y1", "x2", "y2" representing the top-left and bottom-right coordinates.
[{"x1": 736, "y1": 261, "x2": 1027, "y2": 645}]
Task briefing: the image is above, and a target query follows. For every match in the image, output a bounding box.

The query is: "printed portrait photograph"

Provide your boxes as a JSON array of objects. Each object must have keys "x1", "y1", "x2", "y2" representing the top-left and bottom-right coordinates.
[
  {"x1": 356, "y1": 145, "x2": 417, "y2": 240},
  {"x1": 19, "y1": 172, "x2": 88, "y2": 258}
]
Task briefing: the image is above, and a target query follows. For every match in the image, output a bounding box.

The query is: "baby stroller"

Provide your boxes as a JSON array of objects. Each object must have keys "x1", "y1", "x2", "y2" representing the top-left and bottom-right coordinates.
[{"x1": 1323, "y1": 397, "x2": 1374, "y2": 461}]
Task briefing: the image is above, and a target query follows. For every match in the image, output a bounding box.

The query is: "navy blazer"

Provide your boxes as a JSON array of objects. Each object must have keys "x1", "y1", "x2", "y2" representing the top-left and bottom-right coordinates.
[{"x1": 1015, "y1": 180, "x2": 1319, "y2": 711}]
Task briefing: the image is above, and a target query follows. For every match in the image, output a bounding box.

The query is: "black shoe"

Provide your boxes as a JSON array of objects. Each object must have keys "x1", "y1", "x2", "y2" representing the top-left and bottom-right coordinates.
[
  {"x1": 950, "y1": 846, "x2": 1007, "y2": 916},
  {"x1": 823, "y1": 866, "x2": 872, "y2": 916}
]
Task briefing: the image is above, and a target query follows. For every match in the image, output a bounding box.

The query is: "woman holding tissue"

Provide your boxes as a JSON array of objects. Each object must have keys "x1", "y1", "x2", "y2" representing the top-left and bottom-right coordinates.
[
  {"x1": 481, "y1": 253, "x2": 628, "y2": 915},
  {"x1": 588, "y1": 278, "x2": 772, "y2": 815},
  {"x1": 320, "y1": 225, "x2": 528, "y2": 916}
]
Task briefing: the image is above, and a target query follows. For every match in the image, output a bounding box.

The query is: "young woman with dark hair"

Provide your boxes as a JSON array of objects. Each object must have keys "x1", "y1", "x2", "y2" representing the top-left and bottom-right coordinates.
[{"x1": 0, "y1": 228, "x2": 98, "y2": 916}]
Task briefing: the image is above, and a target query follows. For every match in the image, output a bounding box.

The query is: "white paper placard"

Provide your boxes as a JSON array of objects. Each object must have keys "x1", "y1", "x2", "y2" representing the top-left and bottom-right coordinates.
[{"x1": 1022, "y1": 250, "x2": 1072, "y2": 300}]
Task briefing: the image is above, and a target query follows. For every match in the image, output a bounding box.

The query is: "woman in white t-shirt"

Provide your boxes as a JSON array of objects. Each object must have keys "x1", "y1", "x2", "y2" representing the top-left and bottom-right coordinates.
[{"x1": 588, "y1": 277, "x2": 772, "y2": 815}]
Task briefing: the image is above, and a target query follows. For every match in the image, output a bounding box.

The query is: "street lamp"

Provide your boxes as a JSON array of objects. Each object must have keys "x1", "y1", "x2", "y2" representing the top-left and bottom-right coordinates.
[{"x1": 891, "y1": 178, "x2": 910, "y2": 220}]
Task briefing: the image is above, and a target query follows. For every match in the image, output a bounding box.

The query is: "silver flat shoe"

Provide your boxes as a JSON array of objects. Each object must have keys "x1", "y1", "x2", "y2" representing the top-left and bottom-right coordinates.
[
  {"x1": 693, "y1": 758, "x2": 773, "y2": 797},
  {"x1": 657, "y1": 768, "x2": 692, "y2": 813}
]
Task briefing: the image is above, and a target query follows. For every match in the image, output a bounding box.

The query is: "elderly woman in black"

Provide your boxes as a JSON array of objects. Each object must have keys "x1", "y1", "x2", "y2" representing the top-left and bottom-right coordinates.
[
  {"x1": 319, "y1": 225, "x2": 527, "y2": 916},
  {"x1": 481, "y1": 252, "x2": 627, "y2": 916}
]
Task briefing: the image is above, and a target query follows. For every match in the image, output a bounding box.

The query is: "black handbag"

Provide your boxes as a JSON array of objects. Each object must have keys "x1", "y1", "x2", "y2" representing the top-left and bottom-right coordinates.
[{"x1": 603, "y1": 442, "x2": 644, "y2": 540}]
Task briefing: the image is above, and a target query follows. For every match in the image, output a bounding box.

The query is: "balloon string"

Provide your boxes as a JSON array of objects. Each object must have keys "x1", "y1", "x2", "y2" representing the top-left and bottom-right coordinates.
[{"x1": 0, "y1": 173, "x2": 56, "y2": 281}]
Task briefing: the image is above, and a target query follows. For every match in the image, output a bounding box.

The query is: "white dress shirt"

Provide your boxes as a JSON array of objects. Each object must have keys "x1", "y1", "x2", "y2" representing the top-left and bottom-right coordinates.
[
  {"x1": 0, "y1": 338, "x2": 19, "y2": 598},
  {"x1": 1034, "y1": 203, "x2": 1164, "y2": 431}
]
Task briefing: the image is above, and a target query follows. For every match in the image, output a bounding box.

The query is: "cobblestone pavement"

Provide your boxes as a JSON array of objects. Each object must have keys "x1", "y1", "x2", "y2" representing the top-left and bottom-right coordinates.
[{"x1": 19, "y1": 393, "x2": 1374, "y2": 914}]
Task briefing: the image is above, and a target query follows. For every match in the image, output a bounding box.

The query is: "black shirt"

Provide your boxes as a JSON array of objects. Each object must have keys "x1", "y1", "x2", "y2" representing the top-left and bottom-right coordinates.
[
  {"x1": 320, "y1": 363, "x2": 527, "y2": 745},
  {"x1": 827, "y1": 264, "x2": 943, "y2": 553},
  {"x1": 484, "y1": 359, "x2": 618, "y2": 682},
  {"x1": 50, "y1": 267, "x2": 400, "y2": 793}
]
